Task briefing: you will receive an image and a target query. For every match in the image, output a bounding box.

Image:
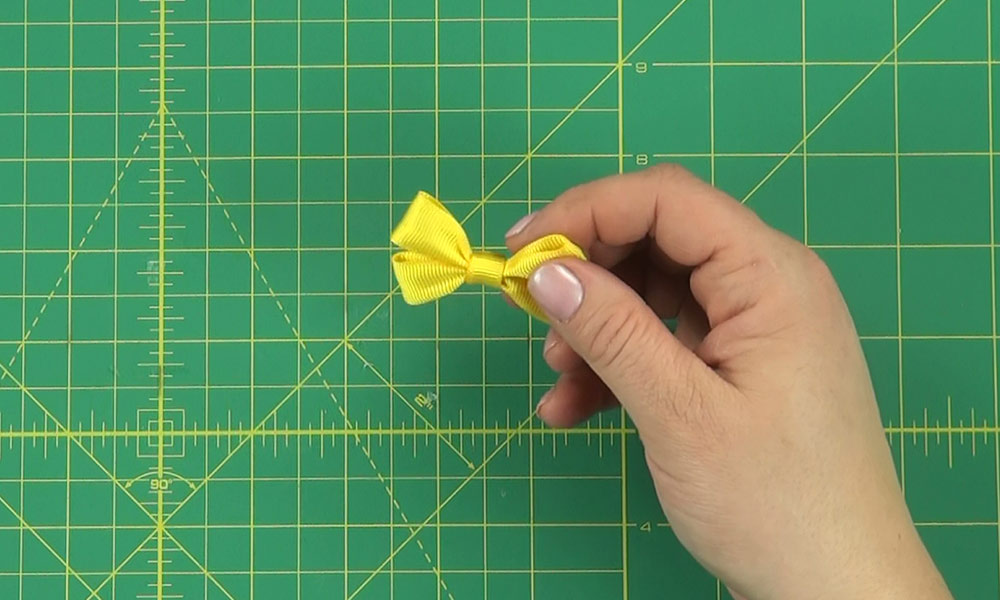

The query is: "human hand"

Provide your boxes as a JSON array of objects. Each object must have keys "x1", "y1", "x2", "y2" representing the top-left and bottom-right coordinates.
[{"x1": 505, "y1": 165, "x2": 951, "y2": 600}]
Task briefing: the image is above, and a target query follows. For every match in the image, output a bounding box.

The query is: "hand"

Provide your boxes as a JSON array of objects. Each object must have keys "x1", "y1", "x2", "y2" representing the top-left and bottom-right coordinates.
[{"x1": 505, "y1": 165, "x2": 952, "y2": 600}]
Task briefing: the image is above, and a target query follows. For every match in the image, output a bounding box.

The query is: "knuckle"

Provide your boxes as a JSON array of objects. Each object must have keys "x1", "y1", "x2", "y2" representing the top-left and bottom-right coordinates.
[{"x1": 647, "y1": 161, "x2": 692, "y2": 184}]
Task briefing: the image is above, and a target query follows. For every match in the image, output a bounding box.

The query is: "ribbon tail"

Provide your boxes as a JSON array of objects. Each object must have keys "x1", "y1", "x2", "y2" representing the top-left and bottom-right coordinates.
[{"x1": 392, "y1": 251, "x2": 466, "y2": 305}]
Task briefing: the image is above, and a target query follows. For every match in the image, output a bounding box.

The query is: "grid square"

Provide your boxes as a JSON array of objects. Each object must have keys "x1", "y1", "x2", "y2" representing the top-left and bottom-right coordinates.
[
  {"x1": 27, "y1": 70, "x2": 68, "y2": 112},
  {"x1": 484, "y1": 20, "x2": 527, "y2": 63},
  {"x1": 805, "y1": 0, "x2": 892, "y2": 61},
  {"x1": 209, "y1": 23, "x2": 252, "y2": 66},
  {"x1": 900, "y1": 156, "x2": 990, "y2": 244},
  {"x1": 391, "y1": 67, "x2": 434, "y2": 110},
  {"x1": 899, "y1": 0, "x2": 987, "y2": 61},
  {"x1": 391, "y1": 21, "x2": 435, "y2": 64},
  {"x1": 347, "y1": 22, "x2": 388, "y2": 64},
  {"x1": 348, "y1": 113, "x2": 389, "y2": 155},
  {"x1": 73, "y1": 24, "x2": 115, "y2": 67},
  {"x1": 900, "y1": 248, "x2": 992, "y2": 336},
  {"x1": 301, "y1": 67, "x2": 344, "y2": 110},
  {"x1": 714, "y1": 0, "x2": 801, "y2": 61},
  {"x1": 26, "y1": 25, "x2": 68, "y2": 67},
  {"x1": 440, "y1": 21, "x2": 481, "y2": 64},
  {"x1": 301, "y1": 21, "x2": 344, "y2": 65},
  {"x1": 254, "y1": 23, "x2": 298, "y2": 65},
  {"x1": 714, "y1": 66, "x2": 802, "y2": 153},
  {"x1": 625, "y1": 66, "x2": 709, "y2": 155},
  {"x1": 898, "y1": 65, "x2": 988, "y2": 152},
  {"x1": 807, "y1": 157, "x2": 896, "y2": 245},
  {"x1": 348, "y1": 67, "x2": 389, "y2": 110}
]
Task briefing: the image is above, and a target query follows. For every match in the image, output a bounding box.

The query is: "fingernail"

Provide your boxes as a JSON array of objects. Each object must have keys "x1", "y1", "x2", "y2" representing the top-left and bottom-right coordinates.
[
  {"x1": 505, "y1": 212, "x2": 536, "y2": 238},
  {"x1": 543, "y1": 336, "x2": 558, "y2": 356},
  {"x1": 528, "y1": 264, "x2": 583, "y2": 322},
  {"x1": 536, "y1": 390, "x2": 552, "y2": 415}
]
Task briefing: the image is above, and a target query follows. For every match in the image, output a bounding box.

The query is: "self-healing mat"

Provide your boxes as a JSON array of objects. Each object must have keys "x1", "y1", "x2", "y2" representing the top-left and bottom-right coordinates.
[{"x1": 0, "y1": 1, "x2": 997, "y2": 599}]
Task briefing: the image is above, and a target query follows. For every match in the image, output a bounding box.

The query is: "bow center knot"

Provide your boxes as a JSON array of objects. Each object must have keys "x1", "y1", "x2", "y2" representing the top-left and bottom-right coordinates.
[{"x1": 465, "y1": 252, "x2": 506, "y2": 287}]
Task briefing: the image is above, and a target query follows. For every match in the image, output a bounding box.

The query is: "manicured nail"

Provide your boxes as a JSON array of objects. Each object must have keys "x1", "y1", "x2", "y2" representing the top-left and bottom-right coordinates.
[
  {"x1": 505, "y1": 212, "x2": 536, "y2": 238},
  {"x1": 528, "y1": 264, "x2": 583, "y2": 322}
]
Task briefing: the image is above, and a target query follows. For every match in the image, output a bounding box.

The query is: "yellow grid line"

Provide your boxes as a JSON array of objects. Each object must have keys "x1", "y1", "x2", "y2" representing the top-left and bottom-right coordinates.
[
  {"x1": 249, "y1": 2, "x2": 258, "y2": 595},
  {"x1": 155, "y1": 0, "x2": 168, "y2": 596},
  {"x1": 295, "y1": 0, "x2": 304, "y2": 597},
  {"x1": 342, "y1": 3, "x2": 350, "y2": 596},
  {"x1": 4, "y1": 422, "x2": 996, "y2": 440},
  {"x1": 892, "y1": 0, "x2": 906, "y2": 495},
  {"x1": 526, "y1": 0, "x2": 537, "y2": 595},
  {"x1": 433, "y1": 5, "x2": 447, "y2": 597},
  {"x1": 65, "y1": 2, "x2": 75, "y2": 596},
  {"x1": 18, "y1": 2, "x2": 27, "y2": 595},
  {"x1": 616, "y1": 0, "x2": 629, "y2": 597},
  {"x1": 988, "y1": 0, "x2": 1000, "y2": 582}
]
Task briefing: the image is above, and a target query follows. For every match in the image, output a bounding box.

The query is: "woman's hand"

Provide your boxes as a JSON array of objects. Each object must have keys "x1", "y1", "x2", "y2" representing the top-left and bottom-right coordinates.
[{"x1": 506, "y1": 165, "x2": 951, "y2": 600}]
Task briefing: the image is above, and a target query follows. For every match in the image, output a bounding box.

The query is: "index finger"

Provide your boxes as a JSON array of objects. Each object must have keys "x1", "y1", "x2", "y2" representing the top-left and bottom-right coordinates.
[{"x1": 505, "y1": 164, "x2": 768, "y2": 269}]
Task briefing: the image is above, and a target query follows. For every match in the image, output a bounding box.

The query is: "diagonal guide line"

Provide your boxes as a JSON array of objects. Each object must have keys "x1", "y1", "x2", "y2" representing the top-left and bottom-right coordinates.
[
  {"x1": 740, "y1": 0, "x2": 950, "y2": 206},
  {"x1": 1, "y1": 120, "x2": 155, "y2": 383}
]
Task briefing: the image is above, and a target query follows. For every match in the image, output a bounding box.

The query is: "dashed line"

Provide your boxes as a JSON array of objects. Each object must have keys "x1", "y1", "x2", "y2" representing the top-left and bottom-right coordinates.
[{"x1": 1, "y1": 119, "x2": 157, "y2": 383}]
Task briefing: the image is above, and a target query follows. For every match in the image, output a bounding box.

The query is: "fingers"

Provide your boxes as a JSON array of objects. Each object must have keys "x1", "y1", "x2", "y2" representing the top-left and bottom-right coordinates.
[
  {"x1": 543, "y1": 329, "x2": 585, "y2": 373},
  {"x1": 528, "y1": 257, "x2": 725, "y2": 435},
  {"x1": 537, "y1": 368, "x2": 617, "y2": 428},
  {"x1": 506, "y1": 164, "x2": 765, "y2": 268}
]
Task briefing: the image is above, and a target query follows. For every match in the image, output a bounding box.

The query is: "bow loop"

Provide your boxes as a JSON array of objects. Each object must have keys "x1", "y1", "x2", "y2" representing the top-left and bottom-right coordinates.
[{"x1": 390, "y1": 192, "x2": 586, "y2": 322}]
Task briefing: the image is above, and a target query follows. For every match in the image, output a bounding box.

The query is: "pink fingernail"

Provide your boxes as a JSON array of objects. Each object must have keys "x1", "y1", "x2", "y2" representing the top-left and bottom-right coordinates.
[
  {"x1": 528, "y1": 264, "x2": 583, "y2": 322},
  {"x1": 543, "y1": 336, "x2": 558, "y2": 356},
  {"x1": 505, "y1": 212, "x2": 535, "y2": 238}
]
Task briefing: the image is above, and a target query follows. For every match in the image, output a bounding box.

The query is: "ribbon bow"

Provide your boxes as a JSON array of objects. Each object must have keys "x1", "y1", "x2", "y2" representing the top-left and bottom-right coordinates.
[{"x1": 390, "y1": 192, "x2": 586, "y2": 321}]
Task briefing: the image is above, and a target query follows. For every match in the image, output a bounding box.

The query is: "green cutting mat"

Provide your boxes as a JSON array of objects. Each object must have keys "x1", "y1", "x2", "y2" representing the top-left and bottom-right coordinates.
[{"x1": 0, "y1": 0, "x2": 997, "y2": 598}]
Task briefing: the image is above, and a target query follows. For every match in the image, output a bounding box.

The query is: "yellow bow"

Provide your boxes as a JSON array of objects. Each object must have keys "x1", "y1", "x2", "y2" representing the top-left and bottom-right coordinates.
[{"x1": 390, "y1": 191, "x2": 586, "y2": 321}]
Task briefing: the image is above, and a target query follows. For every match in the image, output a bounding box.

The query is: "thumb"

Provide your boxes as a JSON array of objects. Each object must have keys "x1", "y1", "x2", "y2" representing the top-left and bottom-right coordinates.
[{"x1": 528, "y1": 259, "x2": 718, "y2": 433}]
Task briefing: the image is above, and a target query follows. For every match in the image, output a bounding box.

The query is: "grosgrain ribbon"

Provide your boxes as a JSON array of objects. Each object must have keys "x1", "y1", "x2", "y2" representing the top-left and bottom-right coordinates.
[{"x1": 390, "y1": 191, "x2": 586, "y2": 321}]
